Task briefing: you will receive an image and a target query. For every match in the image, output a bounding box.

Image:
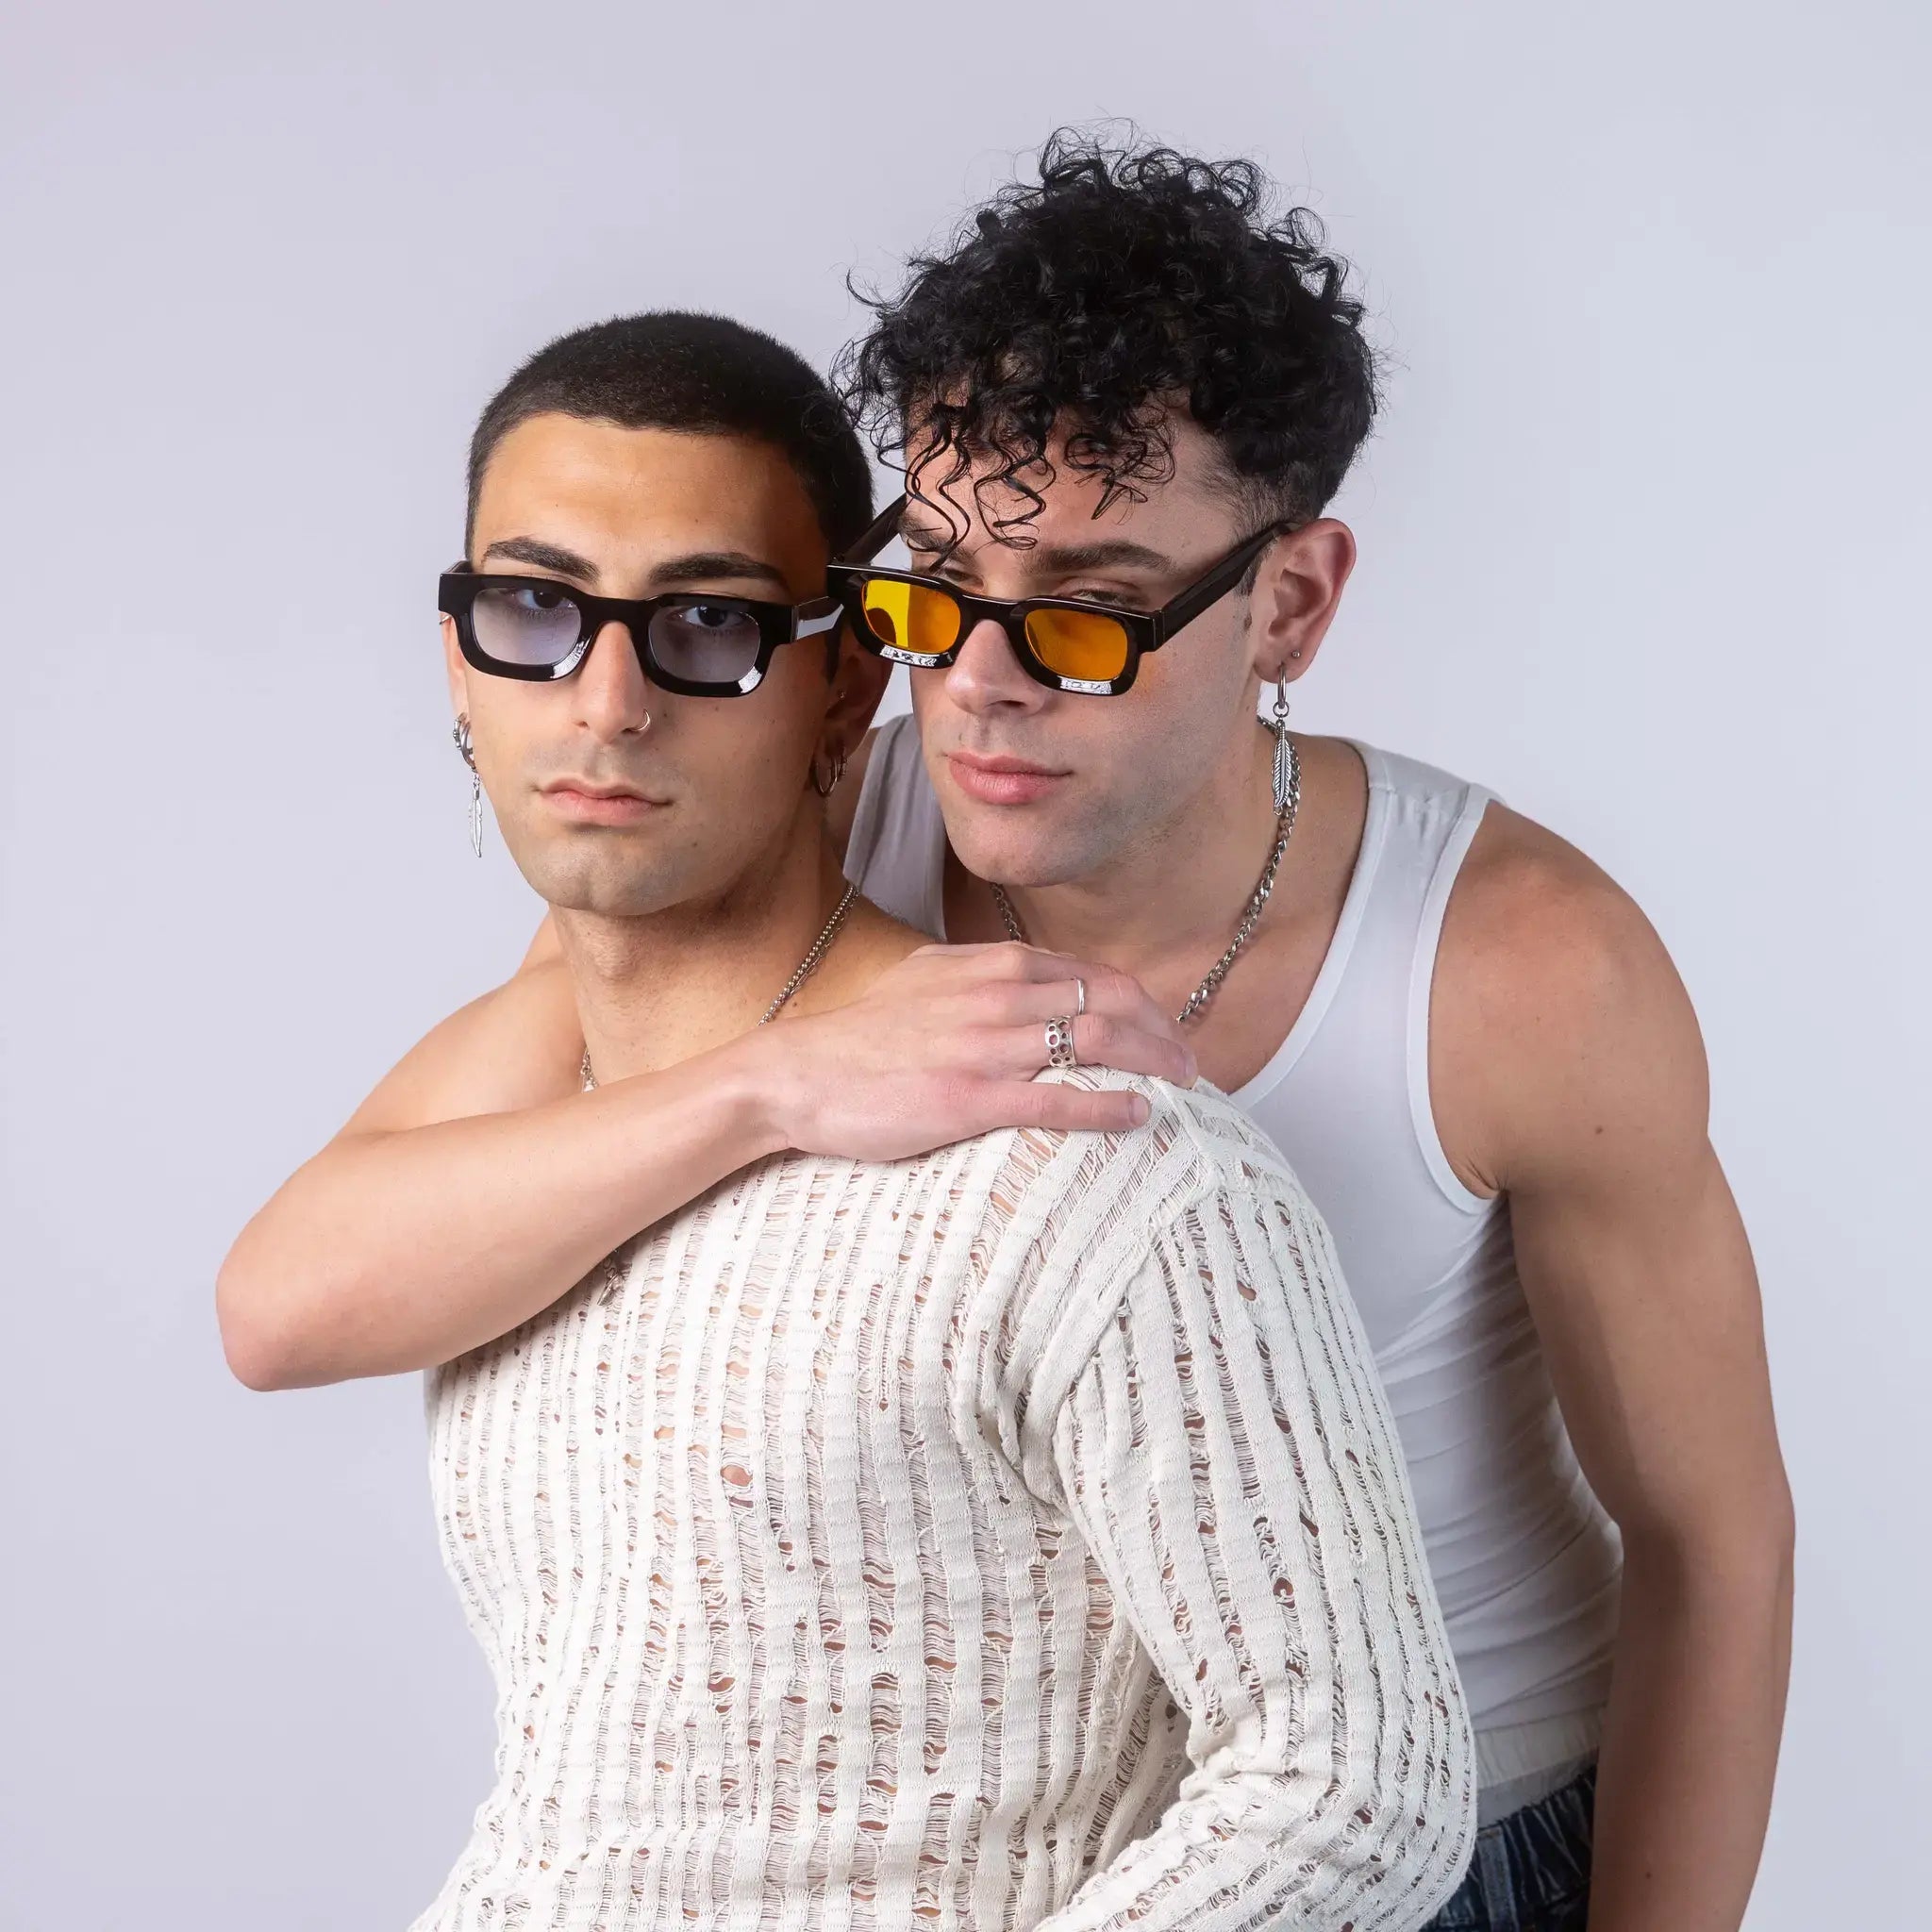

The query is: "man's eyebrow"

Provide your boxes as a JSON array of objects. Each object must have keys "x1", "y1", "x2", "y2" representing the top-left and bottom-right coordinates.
[
  {"x1": 899, "y1": 518, "x2": 1175, "y2": 578},
  {"x1": 475, "y1": 540, "x2": 793, "y2": 596},
  {"x1": 1029, "y1": 538, "x2": 1174, "y2": 574},
  {"x1": 480, "y1": 536, "x2": 600, "y2": 579},
  {"x1": 648, "y1": 551, "x2": 792, "y2": 594}
]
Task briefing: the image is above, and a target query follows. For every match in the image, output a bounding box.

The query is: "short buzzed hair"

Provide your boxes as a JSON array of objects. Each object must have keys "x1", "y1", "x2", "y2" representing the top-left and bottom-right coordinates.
[{"x1": 466, "y1": 311, "x2": 874, "y2": 556}]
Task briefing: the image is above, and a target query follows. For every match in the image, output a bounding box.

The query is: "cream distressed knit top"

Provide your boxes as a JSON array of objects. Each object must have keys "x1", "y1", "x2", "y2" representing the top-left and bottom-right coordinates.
[{"x1": 415, "y1": 1069, "x2": 1474, "y2": 1932}]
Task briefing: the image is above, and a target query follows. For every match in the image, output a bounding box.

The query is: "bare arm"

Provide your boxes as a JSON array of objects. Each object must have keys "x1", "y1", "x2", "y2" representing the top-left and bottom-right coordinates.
[
  {"x1": 1437, "y1": 813, "x2": 1794, "y2": 1932},
  {"x1": 216, "y1": 959, "x2": 780, "y2": 1390},
  {"x1": 217, "y1": 937, "x2": 1192, "y2": 1391}
]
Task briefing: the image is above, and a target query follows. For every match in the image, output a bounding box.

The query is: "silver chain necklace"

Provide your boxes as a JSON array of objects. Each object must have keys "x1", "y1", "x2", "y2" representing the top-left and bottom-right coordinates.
[
  {"x1": 579, "y1": 880, "x2": 859, "y2": 1090},
  {"x1": 990, "y1": 734, "x2": 1301, "y2": 1027}
]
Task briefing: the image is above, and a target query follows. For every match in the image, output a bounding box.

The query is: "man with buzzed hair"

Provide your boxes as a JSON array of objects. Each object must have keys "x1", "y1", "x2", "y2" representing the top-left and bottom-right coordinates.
[{"x1": 223, "y1": 309, "x2": 1474, "y2": 1929}]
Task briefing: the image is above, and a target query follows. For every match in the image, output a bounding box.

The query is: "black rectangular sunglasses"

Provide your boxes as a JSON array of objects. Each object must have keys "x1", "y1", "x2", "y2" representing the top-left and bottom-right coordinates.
[
  {"x1": 824, "y1": 495, "x2": 1292, "y2": 696},
  {"x1": 439, "y1": 563, "x2": 842, "y2": 698}
]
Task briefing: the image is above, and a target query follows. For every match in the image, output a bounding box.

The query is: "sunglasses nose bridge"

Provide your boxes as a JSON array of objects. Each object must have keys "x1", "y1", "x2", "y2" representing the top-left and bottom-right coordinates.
[
  {"x1": 581, "y1": 610, "x2": 655, "y2": 670},
  {"x1": 575, "y1": 613, "x2": 657, "y2": 710},
  {"x1": 962, "y1": 608, "x2": 1024, "y2": 661},
  {"x1": 946, "y1": 607, "x2": 1049, "y2": 708}
]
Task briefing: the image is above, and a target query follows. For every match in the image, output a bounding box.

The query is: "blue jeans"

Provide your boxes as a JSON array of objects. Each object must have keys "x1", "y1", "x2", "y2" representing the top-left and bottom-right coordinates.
[{"x1": 1425, "y1": 1761, "x2": 1596, "y2": 1931}]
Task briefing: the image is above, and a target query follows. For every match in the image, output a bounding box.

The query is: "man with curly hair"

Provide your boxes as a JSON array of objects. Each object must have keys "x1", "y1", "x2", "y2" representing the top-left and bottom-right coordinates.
[{"x1": 803, "y1": 136, "x2": 1793, "y2": 1932}]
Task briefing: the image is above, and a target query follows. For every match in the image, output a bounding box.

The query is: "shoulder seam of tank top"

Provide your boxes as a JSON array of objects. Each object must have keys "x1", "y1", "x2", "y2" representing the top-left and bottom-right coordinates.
[
  {"x1": 1406, "y1": 778, "x2": 1498, "y2": 1216},
  {"x1": 1234, "y1": 738, "x2": 1392, "y2": 1114}
]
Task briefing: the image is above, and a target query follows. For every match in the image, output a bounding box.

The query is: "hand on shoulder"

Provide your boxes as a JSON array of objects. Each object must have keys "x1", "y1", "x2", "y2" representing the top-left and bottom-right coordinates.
[{"x1": 758, "y1": 940, "x2": 1198, "y2": 1162}]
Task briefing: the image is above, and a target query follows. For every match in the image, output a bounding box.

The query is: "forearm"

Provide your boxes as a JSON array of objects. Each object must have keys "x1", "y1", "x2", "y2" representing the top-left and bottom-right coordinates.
[
  {"x1": 218, "y1": 1036, "x2": 784, "y2": 1389},
  {"x1": 1587, "y1": 1526, "x2": 1794, "y2": 1931}
]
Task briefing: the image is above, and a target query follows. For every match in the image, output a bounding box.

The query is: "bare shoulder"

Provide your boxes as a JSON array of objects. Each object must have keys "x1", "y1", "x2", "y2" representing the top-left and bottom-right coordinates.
[
  {"x1": 1433, "y1": 802, "x2": 1707, "y2": 1192},
  {"x1": 333, "y1": 956, "x2": 585, "y2": 1139},
  {"x1": 1441, "y1": 803, "x2": 1690, "y2": 1026}
]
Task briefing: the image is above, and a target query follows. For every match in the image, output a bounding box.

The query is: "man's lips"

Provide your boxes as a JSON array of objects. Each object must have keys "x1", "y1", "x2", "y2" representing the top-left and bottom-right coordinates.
[
  {"x1": 944, "y1": 751, "x2": 1069, "y2": 807},
  {"x1": 540, "y1": 781, "x2": 666, "y2": 825}
]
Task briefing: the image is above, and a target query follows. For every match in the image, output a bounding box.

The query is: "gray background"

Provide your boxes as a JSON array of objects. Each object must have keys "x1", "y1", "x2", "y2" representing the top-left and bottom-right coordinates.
[{"x1": 2, "y1": 3, "x2": 1925, "y2": 1926}]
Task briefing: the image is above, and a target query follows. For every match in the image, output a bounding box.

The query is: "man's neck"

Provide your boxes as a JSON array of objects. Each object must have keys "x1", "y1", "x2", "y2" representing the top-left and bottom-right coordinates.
[
  {"x1": 556, "y1": 827, "x2": 855, "y2": 1083},
  {"x1": 980, "y1": 718, "x2": 1287, "y2": 971},
  {"x1": 942, "y1": 726, "x2": 1370, "y2": 1090}
]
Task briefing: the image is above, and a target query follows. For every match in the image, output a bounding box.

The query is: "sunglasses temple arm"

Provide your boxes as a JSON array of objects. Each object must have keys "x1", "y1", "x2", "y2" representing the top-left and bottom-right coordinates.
[
  {"x1": 1151, "y1": 526, "x2": 1291, "y2": 645},
  {"x1": 840, "y1": 494, "x2": 908, "y2": 565},
  {"x1": 792, "y1": 597, "x2": 843, "y2": 641}
]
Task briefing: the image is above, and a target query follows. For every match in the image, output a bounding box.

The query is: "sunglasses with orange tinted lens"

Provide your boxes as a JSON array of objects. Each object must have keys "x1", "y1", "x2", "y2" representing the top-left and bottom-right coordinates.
[{"x1": 825, "y1": 495, "x2": 1291, "y2": 696}]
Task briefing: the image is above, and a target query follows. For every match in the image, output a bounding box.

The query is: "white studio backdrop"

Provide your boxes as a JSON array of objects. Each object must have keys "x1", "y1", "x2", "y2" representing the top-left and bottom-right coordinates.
[{"x1": 1, "y1": 4, "x2": 1925, "y2": 1926}]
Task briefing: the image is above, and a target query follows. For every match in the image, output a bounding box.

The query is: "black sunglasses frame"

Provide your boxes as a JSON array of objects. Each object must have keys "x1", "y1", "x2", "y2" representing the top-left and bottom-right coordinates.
[
  {"x1": 824, "y1": 496, "x2": 1294, "y2": 696},
  {"x1": 439, "y1": 564, "x2": 843, "y2": 697}
]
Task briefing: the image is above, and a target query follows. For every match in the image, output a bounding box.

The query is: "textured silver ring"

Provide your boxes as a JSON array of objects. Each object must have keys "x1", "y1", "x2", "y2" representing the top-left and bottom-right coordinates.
[{"x1": 1044, "y1": 1015, "x2": 1078, "y2": 1071}]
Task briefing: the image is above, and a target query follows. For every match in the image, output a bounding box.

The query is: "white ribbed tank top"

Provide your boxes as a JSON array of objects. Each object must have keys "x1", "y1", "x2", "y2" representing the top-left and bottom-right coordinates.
[{"x1": 843, "y1": 717, "x2": 1623, "y2": 1810}]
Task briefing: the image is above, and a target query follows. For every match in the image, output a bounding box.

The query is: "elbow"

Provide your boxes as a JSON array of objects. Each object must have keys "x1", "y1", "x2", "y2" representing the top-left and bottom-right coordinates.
[
  {"x1": 1358, "y1": 1676, "x2": 1477, "y2": 1913},
  {"x1": 1758, "y1": 1474, "x2": 1798, "y2": 1607},
  {"x1": 215, "y1": 1244, "x2": 328, "y2": 1392},
  {"x1": 1243, "y1": 1713, "x2": 1475, "y2": 1928},
  {"x1": 1771, "y1": 1472, "x2": 1798, "y2": 1569},
  {"x1": 216, "y1": 1272, "x2": 294, "y2": 1391},
  {"x1": 1267, "y1": 1685, "x2": 1476, "y2": 1917},
  {"x1": 1418, "y1": 1765, "x2": 1478, "y2": 1914},
  {"x1": 1623, "y1": 1467, "x2": 1797, "y2": 1607},
  {"x1": 1412, "y1": 1693, "x2": 1479, "y2": 1907}
]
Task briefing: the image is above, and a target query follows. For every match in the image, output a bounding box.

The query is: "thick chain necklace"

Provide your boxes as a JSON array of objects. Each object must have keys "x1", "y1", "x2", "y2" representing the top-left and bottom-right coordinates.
[
  {"x1": 990, "y1": 736, "x2": 1301, "y2": 1027},
  {"x1": 579, "y1": 880, "x2": 859, "y2": 1090}
]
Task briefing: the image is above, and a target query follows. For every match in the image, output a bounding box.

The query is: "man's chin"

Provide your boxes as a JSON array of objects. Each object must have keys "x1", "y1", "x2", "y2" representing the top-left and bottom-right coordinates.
[
  {"x1": 944, "y1": 820, "x2": 1099, "y2": 895},
  {"x1": 502, "y1": 837, "x2": 683, "y2": 922}
]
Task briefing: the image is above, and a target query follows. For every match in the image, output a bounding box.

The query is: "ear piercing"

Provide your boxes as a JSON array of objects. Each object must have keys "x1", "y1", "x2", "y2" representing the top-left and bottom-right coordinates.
[{"x1": 453, "y1": 714, "x2": 482, "y2": 858}]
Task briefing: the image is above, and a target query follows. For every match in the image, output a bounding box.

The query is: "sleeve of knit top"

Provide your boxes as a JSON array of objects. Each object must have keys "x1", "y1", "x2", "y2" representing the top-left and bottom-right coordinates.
[{"x1": 1034, "y1": 1177, "x2": 1476, "y2": 1932}]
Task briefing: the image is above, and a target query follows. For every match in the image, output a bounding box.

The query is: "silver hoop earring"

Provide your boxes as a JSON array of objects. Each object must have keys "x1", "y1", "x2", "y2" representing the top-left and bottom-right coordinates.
[
  {"x1": 1271, "y1": 681, "x2": 1294, "y2": 815},
  {"x1": 453, "y1": 713, "x2": 482, "y2": 858},
  {"x1": 810, "y1": 745, "x2": 848, "y2": 798}
]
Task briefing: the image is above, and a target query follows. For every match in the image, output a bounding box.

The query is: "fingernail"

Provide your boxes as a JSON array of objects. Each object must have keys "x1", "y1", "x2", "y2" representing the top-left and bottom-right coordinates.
[
  {"x1": 1184, "y1": 1054, "x2": 1200, "y2": 1086},
  {"x1": 1129, "y1": 1095, "x2": 1151, "y2": 1124}
]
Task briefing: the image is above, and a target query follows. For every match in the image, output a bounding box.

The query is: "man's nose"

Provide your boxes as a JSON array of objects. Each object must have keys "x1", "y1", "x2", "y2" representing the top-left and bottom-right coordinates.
[
  {"x1": 574, "y1": 622, "x2": 655, "y2": 736},
  {"x1": 942, "y1": 615, "x2": 1045, "y2": 715}
]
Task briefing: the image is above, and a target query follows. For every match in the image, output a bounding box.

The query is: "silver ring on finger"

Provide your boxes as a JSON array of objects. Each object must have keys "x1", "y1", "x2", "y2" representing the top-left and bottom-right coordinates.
[
  {"x1": 1043, "y1": 1015, "x2": 1078, "y2": 1071},
  {"x1": 1073, "y1": 975, "x2": 1087, "y2": 1019}
]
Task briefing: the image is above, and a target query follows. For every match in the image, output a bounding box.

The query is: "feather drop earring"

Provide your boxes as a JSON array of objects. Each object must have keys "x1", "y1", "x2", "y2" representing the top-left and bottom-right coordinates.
[{"x1": 453, "y1": 714, "x2": 482, "y2": 858}]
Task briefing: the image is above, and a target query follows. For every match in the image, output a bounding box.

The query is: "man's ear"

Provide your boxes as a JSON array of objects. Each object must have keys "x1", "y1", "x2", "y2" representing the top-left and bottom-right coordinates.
[
  {"x1": 822, "y1": 626, "x2": 892, "y2": 756},
  {"x1": 441, "y1": 615, "x2": 472, "y2": 718},
  {"x1": 1247, "y1": 517, "x2": 1357, "y2": 683}
]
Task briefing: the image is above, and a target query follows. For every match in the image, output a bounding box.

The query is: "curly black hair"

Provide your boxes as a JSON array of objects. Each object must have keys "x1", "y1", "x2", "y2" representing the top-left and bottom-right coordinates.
[{"x1": 836, "y1": 129, "x2": 1377, "y2": 548}]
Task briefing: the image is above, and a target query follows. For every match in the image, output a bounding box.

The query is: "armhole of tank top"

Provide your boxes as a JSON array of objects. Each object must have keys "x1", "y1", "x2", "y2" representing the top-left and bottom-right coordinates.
[{"x1": 1406, "y1": 784, "x2": 1497, "y2": 1216}]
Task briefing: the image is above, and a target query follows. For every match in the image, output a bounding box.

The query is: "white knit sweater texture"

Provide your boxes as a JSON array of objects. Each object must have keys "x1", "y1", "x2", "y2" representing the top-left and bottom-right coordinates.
[{"x1": 415, "y1": 1069, "x2": 1474, "y2": 1931}]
